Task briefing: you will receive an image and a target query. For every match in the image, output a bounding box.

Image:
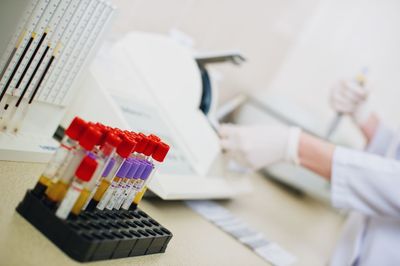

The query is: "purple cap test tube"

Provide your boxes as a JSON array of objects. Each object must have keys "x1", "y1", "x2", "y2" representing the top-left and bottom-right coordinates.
[
  {"x1": 116, "y1": 159, "x2": 132, "y2": 178},
  {"x1": 101, "y1": 158, "x2": 116, "y2": 177},
  {"x1": 140, "y1": 162, "x2": 153, "y2": 180},
  {"x1": 134, "y1": 160, "x2": 147, "y2": 178},
  {"x1": 127, "y1": 159, "x2": 140, "y2": 179}
]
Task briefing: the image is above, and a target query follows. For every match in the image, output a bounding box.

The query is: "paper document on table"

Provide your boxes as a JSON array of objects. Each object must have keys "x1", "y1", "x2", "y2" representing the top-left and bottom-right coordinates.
[{"x1": 185, "y1": 200, "x2": 297, "y2": 266}]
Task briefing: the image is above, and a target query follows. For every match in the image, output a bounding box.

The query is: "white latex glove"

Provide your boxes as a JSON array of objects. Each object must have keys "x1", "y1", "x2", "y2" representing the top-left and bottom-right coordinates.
[
  {"x1": 219, "y1": 124, "x2": 302, "y2": 170},
  {"x1": 330, "y1": 79, "x2": 371, "y2": 125}
]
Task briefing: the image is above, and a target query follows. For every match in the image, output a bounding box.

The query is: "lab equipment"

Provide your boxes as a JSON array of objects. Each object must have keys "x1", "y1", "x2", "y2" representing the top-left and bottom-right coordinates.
[
  {"x1": 0, "y1": 0, "x2": 114, "y2": 162},
  {"x1": 17, "y1": 190, "x2": 173, "y2": 262},
  {"x1": 16, "y1": 118, "x2": 173, "y2": 261},
  {"x1": 65, "y1": 32, "x2": 252, "y2": 200}
]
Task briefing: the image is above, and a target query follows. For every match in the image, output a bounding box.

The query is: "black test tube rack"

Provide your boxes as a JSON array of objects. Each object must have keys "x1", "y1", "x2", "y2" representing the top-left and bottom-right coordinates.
[{"x1": 16, "y1": 190, "x2": 173, "y2": 262}]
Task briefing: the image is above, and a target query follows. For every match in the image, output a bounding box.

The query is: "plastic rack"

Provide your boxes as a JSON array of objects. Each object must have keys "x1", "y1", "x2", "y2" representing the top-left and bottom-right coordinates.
[{"x1": 16, "y1": 190, "x2": 173, "y2": 262}]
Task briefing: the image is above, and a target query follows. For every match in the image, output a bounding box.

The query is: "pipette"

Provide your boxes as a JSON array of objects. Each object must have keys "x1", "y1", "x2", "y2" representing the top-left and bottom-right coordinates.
[{"x1": 325, "y1": 69, "x2": 368, "y2": 139}]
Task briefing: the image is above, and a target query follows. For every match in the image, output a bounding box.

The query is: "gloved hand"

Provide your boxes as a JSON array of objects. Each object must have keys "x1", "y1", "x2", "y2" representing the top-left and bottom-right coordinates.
[
  {"x1": 219, "y1": 124, "x2": 302, "y2": 170},
  {"x1": 330, "y1": 79, "x2": 371, "y2": 126}
]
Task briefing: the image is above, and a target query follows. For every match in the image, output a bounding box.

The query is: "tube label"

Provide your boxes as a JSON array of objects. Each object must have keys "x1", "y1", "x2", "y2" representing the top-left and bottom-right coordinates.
[
  {"x1": 96, "y1": 180, "x2": 118, "y2": 210},
  {"x1": 55, "y1": 182, "x2": 82, "y2": 219}
]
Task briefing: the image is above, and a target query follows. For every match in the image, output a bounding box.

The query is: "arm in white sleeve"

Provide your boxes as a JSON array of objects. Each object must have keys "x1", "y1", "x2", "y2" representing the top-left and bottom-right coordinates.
[
  {"x1": 366, "y1": 122, "x2": 396, "y2": 156},
  {"x1": 331, "y1": 146, "x2": 400, "y2": 218}
]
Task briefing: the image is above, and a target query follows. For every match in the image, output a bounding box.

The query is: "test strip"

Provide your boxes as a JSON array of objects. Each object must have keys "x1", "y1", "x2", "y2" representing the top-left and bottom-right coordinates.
[
  {"x1": 0, "y1": 0, "x2": 50, "y2": 121},
  {"x1": 0, "y1": 0, "x2": 39, "y2": 81},
  {"x1": 41, "y1": 0, "x2": 99, "y2": 103},
  {"x1": 38, "y1": 0, "x2": 93, "y2": 101},
  {"x1": 56, "y1": 3, "x2": 115, "y2": 105},
  {"x1": 0, "y1": 0, "x2": 62, "y2": 129},
  {"x1": 2, "y1": 0, "x2": 79, "y2": 131},
  {"x1": 0, "y1": 0, "x2": 45, "y2": 89},
  {"x1": 50, "y1": 1, "x2": 110, "y2": 105},
  {"x1": 10, "y1": 1, "x2": 84, "y2": 132},
  {"x1": 0, "y1": 0, "x2": 58, "y2": 106},
  {"x1": 9, "y1": 0, "x2": 62, "y2": 96},
  {"x1": 13, "y1": 0, "x2": 72, "y2": 104}
]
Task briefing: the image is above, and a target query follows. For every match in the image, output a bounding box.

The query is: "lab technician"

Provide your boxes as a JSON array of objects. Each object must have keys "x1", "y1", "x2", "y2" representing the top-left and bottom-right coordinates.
[{"x1": 220, "y1": 79, "x2": 400, "y2": 266}]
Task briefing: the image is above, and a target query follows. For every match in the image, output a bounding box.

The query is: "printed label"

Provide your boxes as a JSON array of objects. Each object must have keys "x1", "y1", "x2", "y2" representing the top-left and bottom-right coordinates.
[
  {"x1": 55, "y1": 183, "x2": 82, "y2": 219},
  {"x1": 96, "y1": 186, "x2": 115, "y2": 210},
  {"x1": 82, "y1": 179, "x2": 102, "y2": 210}
]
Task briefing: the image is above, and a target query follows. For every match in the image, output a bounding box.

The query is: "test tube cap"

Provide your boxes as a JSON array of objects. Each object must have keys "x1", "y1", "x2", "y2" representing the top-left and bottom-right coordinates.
[
  {"x1": 116, "y1": 136, "x2": 137, "y2": 158},
  {"x1": 65, "y1": 117, "x2": 87, "y2": 140},
  {"x1": 104, "y1": 132, "x2": 122, "y2": 147},
  {"x1": 97, "y1": 125, "x2": 110, "y2": 146},
  {"x1": 152, "y1": 142, "x2": 170, "y2": 162},
  {"x1": 127, "y1": 159, "x2": 140, "y2": 178},
  {"x1": 116, "y1": 159, "x2": 132, "y2": 178},
  {"x1": 141, "y1": 163, "x2": 153, "y2": 180},
  {"x1": 75, "y1": 155, "x2": 98, "y2": 182},
  {"x1": 143, "y1": 137, "x2": 158, "y2": 156},
  {"x1": 135, "y1": 133, "x2": 149, "y2": 153},
  {"x1": 79, "y1": 126, "x2": 103, "y2": 151},
  {"x1": 148, "y1": 134, "x2": 161, "y2": 141}
]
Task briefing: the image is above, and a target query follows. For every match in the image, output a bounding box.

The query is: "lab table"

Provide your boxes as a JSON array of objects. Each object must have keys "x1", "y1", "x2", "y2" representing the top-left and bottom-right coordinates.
[{"x1": 0, "y1": 161, "x2": 344, "y2": 265}]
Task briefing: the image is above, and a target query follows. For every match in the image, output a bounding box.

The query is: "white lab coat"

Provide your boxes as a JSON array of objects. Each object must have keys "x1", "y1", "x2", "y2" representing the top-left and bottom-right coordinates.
[{"x1": 330, "y1": 124, "x2": 400, "y2": 266}]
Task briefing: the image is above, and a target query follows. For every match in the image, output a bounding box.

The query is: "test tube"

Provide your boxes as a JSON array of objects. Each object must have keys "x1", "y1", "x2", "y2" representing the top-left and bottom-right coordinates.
[
  {"x1": 44, "y1": 126, "x2": 102, "y2": 205},
  {"x1": 90, "y1": 136, "x2": 136, "y2": 210},
  {"x1": 83, "y1": 158, "x2": 115, "y2": 211},
  {"x1": 131, "y1": 141, "x2": 170, "y2": 209},
  {"x1": 114, "y1": 158, "x2": 140, "y2": 210},
  {"x1": 104, "y1": 159, "x2": 137, "y2": 210},
  {"x1": 104, "y1": 159, "x2": 135, "y2": 210},
  {"x1": 121, "y1": 159, "x2": 146, "y2": 210},
  {"x1": 96, "y1": 159, "x2": 132, "y2": 211},
  {"x1": 70, "y1": 132, "x2": 122, "y2": 215},
  {"x1": 121, "y1": 160, "x2": 153, "y2": 210},
  {"x1": 32, "y1": 117, "x2": 87, "y2": 196},
  {"x1": 55, "y1": 155, "x2": 98, "y2": 219}
]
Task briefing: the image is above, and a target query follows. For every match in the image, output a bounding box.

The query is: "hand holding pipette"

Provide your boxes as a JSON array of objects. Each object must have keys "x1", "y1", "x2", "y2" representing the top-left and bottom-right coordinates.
[{"x1": 325, "y1": 69, "x2": 370, "y2": 139}]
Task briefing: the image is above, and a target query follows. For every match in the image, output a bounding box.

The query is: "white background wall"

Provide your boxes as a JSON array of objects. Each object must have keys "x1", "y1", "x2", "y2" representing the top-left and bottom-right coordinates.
[
  {"x1": 264, "y1": 0, "x2": 400, "y2": 130},
  {"x1": 108, "y1": 0, "x2": 320, "y2": 102},
  {"x1": 108, "y1": 0, "x2": 400, "y2": 131}
]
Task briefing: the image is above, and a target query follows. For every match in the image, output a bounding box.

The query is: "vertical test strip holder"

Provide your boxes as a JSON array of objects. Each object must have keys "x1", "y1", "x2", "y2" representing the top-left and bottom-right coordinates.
[
  {"x1": 0, "y1": 0, "x2": 114, "y2": 163},
  {"x1": 17, "y1": 190, "x2": 173, "y2": 262}
]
